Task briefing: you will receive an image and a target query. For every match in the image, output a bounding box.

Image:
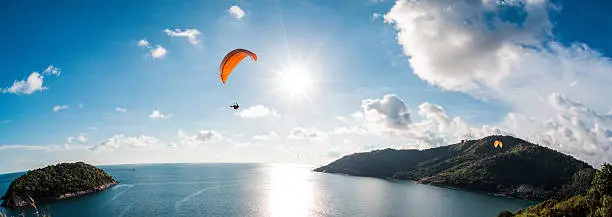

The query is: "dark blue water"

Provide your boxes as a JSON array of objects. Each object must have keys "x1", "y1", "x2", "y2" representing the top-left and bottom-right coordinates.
[{"x1": 0, "y1": 163, "x2": 535, "y2": 217}]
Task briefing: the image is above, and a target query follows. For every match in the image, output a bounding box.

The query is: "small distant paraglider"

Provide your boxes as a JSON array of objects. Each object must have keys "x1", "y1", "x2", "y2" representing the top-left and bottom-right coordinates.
[
  {"x1": 494, "y1": 140, "x2": 503, "y2": 148},
  {"x1": 218, "y1": 48, "x2": 257, "y2": 110}
]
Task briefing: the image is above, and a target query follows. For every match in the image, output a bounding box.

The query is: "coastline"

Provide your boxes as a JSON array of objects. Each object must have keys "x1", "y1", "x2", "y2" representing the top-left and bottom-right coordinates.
[
  {"x1": 318, "y1": 171, "x2": 540, "y2": 203},
  {"x1": 1, "y1": 181, "x2": 119, "y2": 208}
]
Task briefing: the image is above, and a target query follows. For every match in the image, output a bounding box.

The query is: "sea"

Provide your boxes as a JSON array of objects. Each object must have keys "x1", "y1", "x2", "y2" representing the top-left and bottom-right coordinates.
[{"x1": 0, "y1": 163, "x2": 536, "y2": 217}]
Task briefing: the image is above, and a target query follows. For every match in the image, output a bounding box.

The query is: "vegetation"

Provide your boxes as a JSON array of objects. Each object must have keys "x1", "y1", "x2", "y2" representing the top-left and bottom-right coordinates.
[
  {"x1": 1, "y1": 162, "x2": 117, "y2": 208},
  {"x1": 499, "y1": 163, "x2": 612, "y2": 217},
  {"x1": 314, "y1": 135, "x2": 594, "y2": 201}
]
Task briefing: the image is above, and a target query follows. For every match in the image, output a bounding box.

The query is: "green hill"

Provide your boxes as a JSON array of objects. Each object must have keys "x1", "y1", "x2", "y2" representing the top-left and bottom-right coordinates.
[
  {"x1": 314, "y1": 135, "x2": 594, "y2": 201},
  {"x1": 0, "y1": 162, "x2": 118, "y2": 209},
  {"x1": 499, "y1": 163, "x2": 612, "y2": 217}
]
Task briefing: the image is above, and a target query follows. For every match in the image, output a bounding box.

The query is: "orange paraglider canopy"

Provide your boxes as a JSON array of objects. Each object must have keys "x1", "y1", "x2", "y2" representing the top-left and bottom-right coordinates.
[
  {"x1": 494, "y1": 140, "x2": 503, "y2": 148},
  {"x1": 219, "y1": 49, "x2": 258, "y2": 84}
]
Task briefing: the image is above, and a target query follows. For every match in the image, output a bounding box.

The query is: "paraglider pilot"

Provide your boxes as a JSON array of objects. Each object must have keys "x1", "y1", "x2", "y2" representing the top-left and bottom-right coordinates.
[{"x1": 230, "y1": 102, "x2": 239, "y2": 110}]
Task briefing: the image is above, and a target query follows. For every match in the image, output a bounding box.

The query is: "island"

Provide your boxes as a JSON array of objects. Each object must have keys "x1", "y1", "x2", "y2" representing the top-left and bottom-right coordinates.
[
  {"x1": 314, "y1": 135, "x2": 594, "y2": 202},
  {"x1": 0, "y1": 162, "x2": 118, "y2": 209}
]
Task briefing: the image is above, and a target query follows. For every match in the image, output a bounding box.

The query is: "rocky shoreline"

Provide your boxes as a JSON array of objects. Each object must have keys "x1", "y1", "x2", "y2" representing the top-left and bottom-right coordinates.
[
  {"x1": 57, "y1": 181, "x2": 118, "y2": 200},
  {"x1": 1, "y1": 181, "x2": 118, "y2": 208}
]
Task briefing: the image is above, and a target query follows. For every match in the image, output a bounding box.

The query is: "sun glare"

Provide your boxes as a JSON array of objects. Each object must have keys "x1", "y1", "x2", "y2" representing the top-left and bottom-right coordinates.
[
  {"x1": 277, "y1": 63, "x2": 314, "y2": 100},
  {"x1": 280, "y1": 67, "x2": 312, "y2": 96}
]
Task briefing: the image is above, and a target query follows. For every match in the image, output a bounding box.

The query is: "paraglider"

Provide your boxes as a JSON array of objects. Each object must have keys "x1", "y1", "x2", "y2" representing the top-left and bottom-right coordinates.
[
  {"x1": 219, "y1": 48, "x2": 258, "y2": 84},
  {"x1": 219, "y1": 48, "x2": 257, "y2": 110},
  {"x1": 494, "y1": 140, "x2": 503, "y2": 148}
]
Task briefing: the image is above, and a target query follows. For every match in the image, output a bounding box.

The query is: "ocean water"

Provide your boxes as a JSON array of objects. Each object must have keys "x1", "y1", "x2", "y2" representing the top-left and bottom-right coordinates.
[{"x1": 0, "y1": 163, "x2": 536, "y2": 217}]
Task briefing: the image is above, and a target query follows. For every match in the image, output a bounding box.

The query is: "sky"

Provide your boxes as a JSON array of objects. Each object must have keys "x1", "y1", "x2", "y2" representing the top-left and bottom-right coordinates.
[{"x1": 1, "y1": 0, "x2": 612, "y2": 173}]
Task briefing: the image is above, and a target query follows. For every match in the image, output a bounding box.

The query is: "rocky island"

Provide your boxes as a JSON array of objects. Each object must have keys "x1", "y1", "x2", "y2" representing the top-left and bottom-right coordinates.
[
  {"x1": 314, "y1": 135, "x2": 595, "y2": 202},
  {"x1": 0, "y1": 162, "x2": 118, "y2": 209}
]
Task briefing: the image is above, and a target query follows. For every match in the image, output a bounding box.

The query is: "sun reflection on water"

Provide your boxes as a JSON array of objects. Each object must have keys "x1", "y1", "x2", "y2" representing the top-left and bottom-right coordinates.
[{"x1": 265, "y1": 164, "x2": 316, "y2": 217}]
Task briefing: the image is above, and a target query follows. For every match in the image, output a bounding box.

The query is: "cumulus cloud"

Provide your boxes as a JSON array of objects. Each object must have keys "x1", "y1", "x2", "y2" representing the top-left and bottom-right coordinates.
[
  {"x1": 137, "y1": 39, "x2": 167, "y2": 59},
  {"x1": 150, "y1": 45, "x2": 167, "y2": 59},
  {"x1": 52, "y1": 105, "x2": 70, "y2": 112},
  {"x1": 341, "y1": 94, "x2": 508, "y2": 149},
  {"x1": 90, "y1": 134, "x2": 161, "y2": 151},
  {"x1": 115, "y1": 107, "x2": 127, "y2": 112},
  {"x1": 2, "y1": 65, "x2": 61, "y2": 95},
  {"x1": 342, "y1": 93, "x2": 612, "y2": 166},
  {"x1": 150, "y1": 110, "x2": 172, "y2": 119},
  {"x1": 137, "y1": 39, "x2": 150, "y2": 47},
  {"x1": 228, "y1": 5, "x2": 245, "y2": 19},
  {"x1": 501, "y1": 93, "x2": 612, "y2": 166},
  {"x1": 177, "y1": 129, "x2": 222, "y2": 147},
  {"x1": 236, "y1": 105, "x2": 281, "y2": 119},
  {"x1": 253, "y1": 131, "x2": 279, "y2": 140},
  {"x1": 2, "y1": 72, "x2": 45, "y2": 95},
  {"x1": 288, "y1": 127, "x2": 328, "y2": 143},
  {"x1": 383, "y1": 0, "x2": 612, "y2": 118},
  {"x1": 163, "y1": 28, "x2": 201, "y2": 44},
  {"x1": 362, "y1": 94, "x2": 411, "y2": 130}
]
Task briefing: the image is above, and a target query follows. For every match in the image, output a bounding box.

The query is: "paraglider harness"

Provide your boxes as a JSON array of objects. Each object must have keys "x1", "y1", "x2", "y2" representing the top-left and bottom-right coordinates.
[{"x1": 230, "y1": 102, "x2": 239, "y2": 110}]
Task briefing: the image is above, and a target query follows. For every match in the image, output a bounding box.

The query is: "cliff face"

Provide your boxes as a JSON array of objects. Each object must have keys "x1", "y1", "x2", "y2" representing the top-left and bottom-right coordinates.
[
  {"x1": 314, "y1": 135, "x2": 594, "y2": 201},
  {"x1": 1, "y1": 162, "x2": 118, "y2": 208}
]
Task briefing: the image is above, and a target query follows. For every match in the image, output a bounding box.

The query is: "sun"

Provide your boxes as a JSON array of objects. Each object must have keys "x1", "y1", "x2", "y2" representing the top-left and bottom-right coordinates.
[{"x1": 277, "y1": 63, "x2": 314, "y2": 100}]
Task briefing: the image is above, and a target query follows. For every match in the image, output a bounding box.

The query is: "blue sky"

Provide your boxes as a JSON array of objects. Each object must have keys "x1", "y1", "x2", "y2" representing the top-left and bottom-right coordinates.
[{"x1": 1, "y1": 0, "x2": 612, "y2": 173}]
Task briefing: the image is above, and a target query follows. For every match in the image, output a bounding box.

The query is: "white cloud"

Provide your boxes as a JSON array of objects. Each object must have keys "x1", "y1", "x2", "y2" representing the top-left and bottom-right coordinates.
[
  {"x1": 362, "y1": 94, "x2": 411, "y2": 130},
  {"x1": 67, "y1": 135, "x2": 88, "y2": 143},
  {"x1": 88, "y1": 126, "x2": 98, "y2": 130},
  {"x1": 253, "y1": 131, "x2": 279, "y2": 140},
  {"x1": 1, "y1": 120, "x2": 10, "y2": 124},
  {"x1": 341, "y1": 93, "x2": 612, "y2": 166},
  {"x1": 236, "y1": 105, "x2": 281, "y2": 119},
  {"x1": 177, "y1": 129, "x2": 222, "y2": 147},
  {"x1": 138, "y1": 39, "x2": 150, "y2": 47},
  {"x1": 3, "y1": 73, "x2": 44, "y2": 95},
  {"x1": 150, "y1": 110, "x2": 172, "y2": 119},
  {"x1": 137, "y1": 39, "x2": 167, "y2": 59},
  {"x1": 42, "y1": 65, "x2": 61, "y2": 76},
  {"x1": 52, "y1": 105, "x2": 70, "y2": 112},
  {"x1": 383, "y1": 0, "x2": 612, "y2": 118},
  {"x1": 2, "y1": 65, "x2": 60, "y2": 95},
  {"x1": 115, "y1": 107, "x2": 127, "y2": 112},
  {"x1": 150, "y1": 45, "x2": 167, "y2": 59},
  {"x1": 288, "y1": 127, "x2": 328, "y2": 143},
  {"x1": 90, "y1": 134, "x2": 161, "y2": 151},
  {"x1": 500, "y1": 93, "x2": 612, "y2": 166},
  {"x1": 164, "y1": 28, "x2": 201, "y2": 45},
  {"x1": 228, "y1": 5, "x2": 245, "y2": 19}
]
